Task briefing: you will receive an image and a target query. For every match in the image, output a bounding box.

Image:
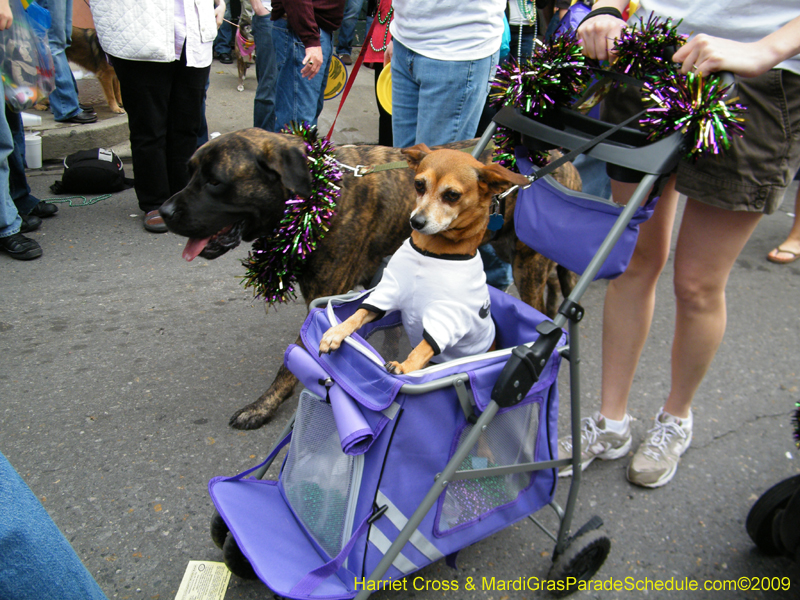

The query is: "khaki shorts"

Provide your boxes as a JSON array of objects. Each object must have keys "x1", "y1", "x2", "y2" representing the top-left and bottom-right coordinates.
[{"x1": 602, "y1": 69, "x2": 800, "y2": 214}]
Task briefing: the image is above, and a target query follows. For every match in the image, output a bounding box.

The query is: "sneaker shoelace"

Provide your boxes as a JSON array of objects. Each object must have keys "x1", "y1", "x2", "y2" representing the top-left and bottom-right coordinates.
[
  {"x1": 561, "y1": 416, "x2": 601, "y2": 453},
  {"x1": 641, "y1": 419, "x2": 687, "y2": 461}
]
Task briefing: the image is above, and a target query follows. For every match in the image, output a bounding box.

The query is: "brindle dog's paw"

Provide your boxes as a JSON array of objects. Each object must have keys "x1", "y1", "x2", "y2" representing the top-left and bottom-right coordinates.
[
  {"x1": 228, "y1": 395, "x2": 280, "y2": 430},
  {"x1": 384, "y1": 361, "x2": 405, "y2": 375}
]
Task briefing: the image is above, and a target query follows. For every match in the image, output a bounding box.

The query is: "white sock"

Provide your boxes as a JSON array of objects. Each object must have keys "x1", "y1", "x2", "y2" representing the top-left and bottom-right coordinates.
[{"x1": 598, "y1": 412, "x2": 629, "y2": 434}]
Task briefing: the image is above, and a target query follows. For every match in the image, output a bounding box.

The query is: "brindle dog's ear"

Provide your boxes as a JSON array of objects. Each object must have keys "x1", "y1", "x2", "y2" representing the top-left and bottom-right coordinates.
[
  {"x1": 476, "y1": 162, "x2": 530, "y2": 195},
  {"x1": 259, "y1": 143, "x2": 313, "y2": 198},
  {"x1": 401, "y1": 144, "x2": 433, "y2": 170}
]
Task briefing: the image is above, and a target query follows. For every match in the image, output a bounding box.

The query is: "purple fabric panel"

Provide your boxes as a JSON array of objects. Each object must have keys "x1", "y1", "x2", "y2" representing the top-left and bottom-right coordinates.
[
  {"x1": 328, "y1": 385, "x2": 373, "y2": 455},
  {"x1": 209, "y1": 478, "x2": 354, "y2": 599},
  {"x1": 514, "y1": 148, "x2": 656, "y2": 280},
  {"x1": 301, "y1": 309, "x2": 404, "y2": 412},
  {"x1": 284, "y1": 344, "x2": 394, "y2": 456}
]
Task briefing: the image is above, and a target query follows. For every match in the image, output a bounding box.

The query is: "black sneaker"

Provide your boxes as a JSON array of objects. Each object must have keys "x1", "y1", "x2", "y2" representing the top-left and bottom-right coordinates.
[
  {"x1": 30, "y1": 201, "x2": 58, "y2": 218},
  {"x1": 20, "y1": 214, "x2": 42, "y2": 233},
  {"x1": 0, "y1": 232, "x2": 42, "y2": 260},
  {"x1": 219, "y1": 53, "x2": 233, "y2": 64}
]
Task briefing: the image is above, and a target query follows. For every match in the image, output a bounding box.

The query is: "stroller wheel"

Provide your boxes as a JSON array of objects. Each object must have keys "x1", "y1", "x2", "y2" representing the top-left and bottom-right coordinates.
[
  {"x1": 548, "y1": 529, "x2": 611, "y2": 597},
  {"x1": 778, "y1": 487, "x2": 800, "y2": 555},
  {"x1": 210, "y1": 510, "x2": 229, "y2": 550},
  {"x1": 746, "y1": 474, "x2": 800, "y2": 556},
  {"x1": 223, "y1": 534, "x2": 258, "y2": 580}
]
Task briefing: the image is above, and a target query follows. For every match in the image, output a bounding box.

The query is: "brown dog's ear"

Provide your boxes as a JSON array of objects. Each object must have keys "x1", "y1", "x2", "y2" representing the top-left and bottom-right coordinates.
[
  {"x1": 260, "y1": 143, "x2": 313, "y2": 198},
  {"x1": 476, "y1": 162, "x2": 530, "y2": 195},
  {"x1": 401, "y1": 144, "x2": 433, "y2": 170}
]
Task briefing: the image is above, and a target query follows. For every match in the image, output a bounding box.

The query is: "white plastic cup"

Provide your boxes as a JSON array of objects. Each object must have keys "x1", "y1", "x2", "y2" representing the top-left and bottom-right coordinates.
[{"x1": 25, "y1": 132, "x2": 42, "y2": 169}]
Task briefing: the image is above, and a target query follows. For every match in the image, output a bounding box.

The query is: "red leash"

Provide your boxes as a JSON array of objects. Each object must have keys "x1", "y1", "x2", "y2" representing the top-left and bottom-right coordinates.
[{"x1": 325, "y1": 15, "x2": 380, "y2": 141}]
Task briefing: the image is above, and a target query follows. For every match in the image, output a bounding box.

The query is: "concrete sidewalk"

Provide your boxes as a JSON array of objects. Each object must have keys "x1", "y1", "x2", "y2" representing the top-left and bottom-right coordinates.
[{"x1": 30, "y1": 52, "x2": 380, "y2": 165}]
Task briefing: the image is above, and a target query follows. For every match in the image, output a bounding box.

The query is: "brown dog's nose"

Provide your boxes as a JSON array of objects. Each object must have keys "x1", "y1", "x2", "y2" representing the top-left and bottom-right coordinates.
[{"x1": 410, "y1": 213, "x2": 426, "y2": 231}]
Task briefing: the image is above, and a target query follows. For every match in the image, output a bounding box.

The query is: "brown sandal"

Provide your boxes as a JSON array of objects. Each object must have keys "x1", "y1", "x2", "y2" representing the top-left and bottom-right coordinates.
[{"x1": 766, "y1": 246, "x2": 800, "y2": 264}]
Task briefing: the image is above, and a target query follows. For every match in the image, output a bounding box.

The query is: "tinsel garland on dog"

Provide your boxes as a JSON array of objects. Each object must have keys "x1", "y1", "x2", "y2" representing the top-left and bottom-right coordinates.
[{"x1": 240, "y1": 123, "x2": 342, "y2": 306}]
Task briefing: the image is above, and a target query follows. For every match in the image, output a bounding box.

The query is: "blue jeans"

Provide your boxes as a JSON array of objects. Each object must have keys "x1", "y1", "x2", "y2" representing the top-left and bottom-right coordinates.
[
  {"x1": 0, "y1": 452, "x2": 109, "y2": 600},
  {"x1": 336, "y1": 0, "x2": 365, "y2": 56},
  {"x1": 7, "y1": 106, "x2": 39, "y2": 215},
  {"x1": 391, "y1": 40, "x2": 497, "y2": 148},
  {"x1": 213, "y1": 4, "x2": 233, "y2": 55},
  {"x1": 479, "y1": 244, "x2": 514, "y2": 290},
  {"x1": 0, "y1": 79, "x2": 20, "y2": 238},
  {"x1": 253, "y1": 14, "x2": 277, "y2": 131},
  {"x1": 39, "y1": 0, "x2": 81, "y2": 121},
  {"x1": 272, "y1": 18, "x2": 332, "y2": 132}
]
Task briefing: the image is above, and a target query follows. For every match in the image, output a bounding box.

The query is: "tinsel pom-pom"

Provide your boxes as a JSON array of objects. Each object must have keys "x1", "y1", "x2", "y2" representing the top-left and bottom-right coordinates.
[
  {"x1": 641, "y1": 72, "x2": 746, "y2": 160},
  {"x1": 793, "y1": 400, "x2": 800, "y2": 449},
  {"x1": 612, "y1": 12, "x2": 686, "y2": 81},
  {"x1": 492, "y1": 126, "x2": 547, "y2": 173},
  {"x1": 240, "y1": 123, "x2": 342, "y2": 306},
  {"x1": 489, "y1": 30, "x2": 591, "y2": 119}
]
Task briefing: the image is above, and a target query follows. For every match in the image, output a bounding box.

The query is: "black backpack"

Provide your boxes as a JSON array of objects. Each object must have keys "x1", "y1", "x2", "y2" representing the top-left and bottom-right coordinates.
[{"x1": 50, "y1": 148, "x2": 134, "y2": 194}]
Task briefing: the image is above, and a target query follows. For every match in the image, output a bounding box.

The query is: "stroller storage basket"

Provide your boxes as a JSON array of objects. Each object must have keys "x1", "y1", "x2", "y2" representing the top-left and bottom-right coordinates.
[
  {"x1": 514, "y1": 148, "x2": 656, "y2": 280},
  {"x1": 209, "y1": 287, "x2": 564, "y2": 599}
]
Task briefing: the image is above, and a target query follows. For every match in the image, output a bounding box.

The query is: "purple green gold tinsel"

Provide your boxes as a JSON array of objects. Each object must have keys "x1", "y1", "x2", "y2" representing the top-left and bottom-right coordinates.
[
  {"x1": 641, "y1": 72, "x2": 746, "y2": 160},
  {"x1": 490, "y1": 14, "x2": 745, "y2": 164},
  {"x1": 793, "y1": 400, "x2": 800, "y2": 449},
  {"x1": 240, "y1": 123, "x2": 341, "y2": 306},
  {"x1": 490, "y1": 30, "x2": 590, "y2": 170},
  {"x1": 612, "y1": 13, "x2": 686, "y2": 81}
]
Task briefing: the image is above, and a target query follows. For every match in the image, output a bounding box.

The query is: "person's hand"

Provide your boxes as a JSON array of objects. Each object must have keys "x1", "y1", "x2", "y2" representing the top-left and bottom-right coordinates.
[
  {"x1": 577, "y1": 14, "x2": 627, "y2": 62},
  {"x1": 0, "y1": 0, "x2": 13, "y2": 31},
  {"x1": 384, "y1": 39, "x2": 393, "y2": 64},
  {"x1": 301, "y1": 46, "x2": 323, "y2": 80},
  {"x1": 214, "y1": 0, "x2": 226, "y2": 28},
  {"x1": 252, "y1": 0, "x2": 269, "y2": 17},
  {"x1": 673, "y1": 35, "x2": 773, "y2": 78}
]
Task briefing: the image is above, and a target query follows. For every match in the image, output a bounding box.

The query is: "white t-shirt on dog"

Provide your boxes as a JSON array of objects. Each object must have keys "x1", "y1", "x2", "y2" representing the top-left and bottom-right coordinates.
[{"x1": 361, "y1": 238, "x2": 495, "y2": 364}]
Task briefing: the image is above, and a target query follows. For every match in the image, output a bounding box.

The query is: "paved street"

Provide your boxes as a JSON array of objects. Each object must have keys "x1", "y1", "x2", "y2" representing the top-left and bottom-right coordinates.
[{"x1": 1, "y1": 58, "x2": 799, "y2": 600}]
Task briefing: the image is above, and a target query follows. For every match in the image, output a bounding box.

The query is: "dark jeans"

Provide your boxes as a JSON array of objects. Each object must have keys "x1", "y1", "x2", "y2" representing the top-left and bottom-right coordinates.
[
  {"x1": 111, "y1": 51, "x2": 209, "y2": 212},
  {"x1": 253, "y1": 13, "x2": 277, "y2": 131},
  {"x1": 6, "y1": 106, "x2": 38, "y2": 215}
]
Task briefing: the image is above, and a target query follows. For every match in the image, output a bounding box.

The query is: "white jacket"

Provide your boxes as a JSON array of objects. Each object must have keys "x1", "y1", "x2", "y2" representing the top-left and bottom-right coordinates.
[{"x1": 90, "y1": 0, "x2": 217, "y2": 67}]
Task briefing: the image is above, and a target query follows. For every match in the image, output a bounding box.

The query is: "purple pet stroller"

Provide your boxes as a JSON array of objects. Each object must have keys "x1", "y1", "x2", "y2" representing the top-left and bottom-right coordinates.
[{"x1": 207, "y1": 94, "x2": 688, "y2": 598}]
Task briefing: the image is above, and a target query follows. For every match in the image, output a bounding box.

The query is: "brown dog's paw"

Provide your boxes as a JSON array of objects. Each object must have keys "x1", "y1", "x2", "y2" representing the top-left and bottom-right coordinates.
[
  {"x1": 319, "y1": 326, "x2": 349, "y2": 355},
  {"x1": 384, "y1": 361, "x2": 405, "y2": 375},
  {"x1": 228, "y1": 396, "x2": 281, "y2": 429}
]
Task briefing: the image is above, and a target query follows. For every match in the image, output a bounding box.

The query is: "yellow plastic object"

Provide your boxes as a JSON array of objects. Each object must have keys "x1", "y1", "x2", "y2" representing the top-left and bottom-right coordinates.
[
  {"x1": 376, "y1": 63, "x2": 392, "y2": 115},
  {"x1": 325, "y1": 55, "x2": 348, "y2": 101}
]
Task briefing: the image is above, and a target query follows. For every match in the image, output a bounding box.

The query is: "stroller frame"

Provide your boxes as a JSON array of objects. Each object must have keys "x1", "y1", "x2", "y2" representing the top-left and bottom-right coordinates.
[{"x1": 210, "y1": 100, "x2": 686, "y2": 597}]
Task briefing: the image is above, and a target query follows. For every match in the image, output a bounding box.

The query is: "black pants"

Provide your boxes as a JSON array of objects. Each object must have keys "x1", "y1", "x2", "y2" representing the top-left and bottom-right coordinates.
[{"x1": 111, "y1": 50, "x2": 209, "y2": 212}]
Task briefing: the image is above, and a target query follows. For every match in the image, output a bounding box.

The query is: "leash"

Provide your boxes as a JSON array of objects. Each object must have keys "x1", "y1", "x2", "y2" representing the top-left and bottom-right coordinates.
[
  {"x1": 324, "y1": 15, "x2": 380, "y2": 141},
  {"x1": 42, "y1": 195, "x2": 112, "y2": 207},
  {"x1": 333, "y1": 144, "x2": 483, "y2": 178}
]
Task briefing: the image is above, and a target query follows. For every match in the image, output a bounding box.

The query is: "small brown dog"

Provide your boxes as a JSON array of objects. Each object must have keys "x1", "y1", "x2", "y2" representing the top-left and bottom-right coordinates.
[
  {"x1": 67, "y1": 27, "x2": 124, "y2": 113},
  {"x1": 319, "y1": 145, "x2": 530, "y2": 374},
  {"x1": 234, "y1": 21, "x2": 256, "y2": 92}
]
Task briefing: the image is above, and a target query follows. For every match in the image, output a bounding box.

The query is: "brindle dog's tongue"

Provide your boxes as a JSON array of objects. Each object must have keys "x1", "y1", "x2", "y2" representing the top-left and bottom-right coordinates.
[{"x1": 182, "y1": 237, "x2": 211, "y2": 261}]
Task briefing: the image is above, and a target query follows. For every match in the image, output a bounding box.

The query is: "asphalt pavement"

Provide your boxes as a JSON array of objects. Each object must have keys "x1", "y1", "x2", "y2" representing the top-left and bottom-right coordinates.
[{"x1": 2, "y1": 58, "x2": 799, "y2": 600}]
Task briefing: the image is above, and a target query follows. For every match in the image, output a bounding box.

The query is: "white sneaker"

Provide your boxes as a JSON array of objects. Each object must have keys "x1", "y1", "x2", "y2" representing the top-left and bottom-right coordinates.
[
  {"x1": 558, "y1": 411, "x2": 632, "y2": 477},
  {"x1": 627, "y1": 409, "x2": 693, "y2": 488}
]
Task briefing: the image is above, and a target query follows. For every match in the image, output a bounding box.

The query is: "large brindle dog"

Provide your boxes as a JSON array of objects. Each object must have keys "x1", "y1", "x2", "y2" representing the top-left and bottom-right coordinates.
[{"x1": 160, "y1": 129, "x2": 579, "y2": 429}]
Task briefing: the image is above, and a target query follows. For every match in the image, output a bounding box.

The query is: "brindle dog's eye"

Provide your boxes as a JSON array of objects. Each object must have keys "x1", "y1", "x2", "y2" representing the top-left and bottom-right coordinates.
[
  {"x1": 444, "y1": 190, "x2": 461, "y2": 203},
  {"x1": 414, "y1": 179, "x2": 425, "y2": 194}
]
